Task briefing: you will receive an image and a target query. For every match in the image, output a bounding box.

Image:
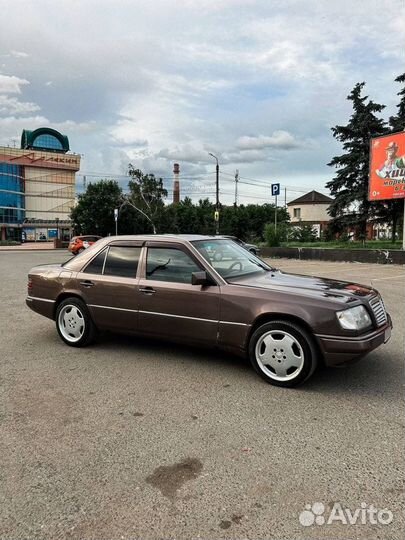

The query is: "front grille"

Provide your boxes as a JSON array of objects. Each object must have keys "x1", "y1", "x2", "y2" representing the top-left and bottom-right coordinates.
[{"x1": 369, "y1": 295, "x2": 387, "y2": 326}]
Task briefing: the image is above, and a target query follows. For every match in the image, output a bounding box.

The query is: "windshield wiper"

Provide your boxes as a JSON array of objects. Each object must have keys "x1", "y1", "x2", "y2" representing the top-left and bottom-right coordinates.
[{"x1": 249, "y1": 258, "x2": 271, "y2": 271}]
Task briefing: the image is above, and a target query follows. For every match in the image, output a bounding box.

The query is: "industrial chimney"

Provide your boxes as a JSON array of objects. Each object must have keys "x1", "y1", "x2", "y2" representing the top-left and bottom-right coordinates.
[{"x1": 173, "y1": 163, "x2": 180, "y2": 204}]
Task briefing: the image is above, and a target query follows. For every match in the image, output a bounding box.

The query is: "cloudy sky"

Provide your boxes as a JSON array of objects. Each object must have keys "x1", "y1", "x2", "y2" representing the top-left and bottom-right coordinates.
[{"x1": 0, "y1": 0, "x2": 404, "y2": 204}]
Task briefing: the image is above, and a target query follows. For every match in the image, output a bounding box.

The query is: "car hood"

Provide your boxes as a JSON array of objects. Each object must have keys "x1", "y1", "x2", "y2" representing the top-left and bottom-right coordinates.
[{"x1": 228, "y1": 270, "x2": 375, "y2": 303}]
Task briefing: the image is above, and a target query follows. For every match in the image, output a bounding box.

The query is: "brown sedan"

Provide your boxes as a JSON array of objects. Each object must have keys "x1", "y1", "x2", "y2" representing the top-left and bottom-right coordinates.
[{"x1": 26, "y1": 235, "x2": 392, "y2": 387}]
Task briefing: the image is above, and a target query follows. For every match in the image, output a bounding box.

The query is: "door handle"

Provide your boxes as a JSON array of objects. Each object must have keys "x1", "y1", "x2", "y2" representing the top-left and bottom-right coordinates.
[
  {"x1": 139, "y1": 286, "x2": 156, "y2": 294},
  {"x1": 80, "y1": 280, "x2": 95, "y2": 288}
]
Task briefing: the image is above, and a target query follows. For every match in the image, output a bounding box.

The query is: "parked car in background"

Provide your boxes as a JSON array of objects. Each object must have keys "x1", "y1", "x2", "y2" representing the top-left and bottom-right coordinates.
[
  {"x1": 224, "y1": 236, "x2": 260, "y2": 255},
  {"x1": 211, "y1": 235, "x2": 260, "y2": 260},
  {"x1": 26, "y1": 235, "x2": 391, "y2": 388},
  {"x1": 68, "y1": 235, "x2": 102, "y2": 256}
]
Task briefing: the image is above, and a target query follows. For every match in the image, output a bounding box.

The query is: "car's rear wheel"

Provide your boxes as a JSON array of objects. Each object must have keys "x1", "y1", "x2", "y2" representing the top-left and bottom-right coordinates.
[
  {"x1": 248, "y1": 320, "x2": 318, "y2": 387},
  {"x1": 56, "y1": 298, "x2": 96, "y2": 347}
]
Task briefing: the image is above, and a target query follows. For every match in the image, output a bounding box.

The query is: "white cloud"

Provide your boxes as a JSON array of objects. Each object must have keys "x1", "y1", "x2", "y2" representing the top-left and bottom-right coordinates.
[
  {"x1": 236, "y1": 131, "x2": 304, "y2": 151},
  {"x1": 0, "y1": 74, "x2": 29, "y2": 94},
  {"x1": 10, "y1": 50, "x2": 29, "y2": 59},
  {"x1": 0, "y1": 95, "x2": 40, "y2": 115}
]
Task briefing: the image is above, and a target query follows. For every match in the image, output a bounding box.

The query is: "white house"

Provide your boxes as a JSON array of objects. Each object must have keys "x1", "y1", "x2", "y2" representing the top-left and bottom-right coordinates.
[{"x1": 287, "y1": 190, "x2": 333, "y2": 237}]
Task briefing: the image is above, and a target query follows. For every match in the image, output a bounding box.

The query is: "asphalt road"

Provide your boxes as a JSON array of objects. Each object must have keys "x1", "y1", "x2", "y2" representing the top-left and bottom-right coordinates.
[{"x1": 1, "y1": 252, "x2": 404, "y2": 540}]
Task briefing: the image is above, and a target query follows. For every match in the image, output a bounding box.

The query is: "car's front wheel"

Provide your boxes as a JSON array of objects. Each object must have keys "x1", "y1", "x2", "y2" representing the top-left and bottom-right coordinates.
[
  {"x1": 55, "y1": 298, "x2": 96, "y2": 347},
  {"x1": 248, "y1": 320, "x2": 318, "y2": 387}
]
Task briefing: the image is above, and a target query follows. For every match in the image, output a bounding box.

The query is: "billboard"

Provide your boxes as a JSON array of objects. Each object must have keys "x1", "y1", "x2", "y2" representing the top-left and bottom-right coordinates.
[{"x1": 369, "y1": 132, "x2": 405, "y2": 201}]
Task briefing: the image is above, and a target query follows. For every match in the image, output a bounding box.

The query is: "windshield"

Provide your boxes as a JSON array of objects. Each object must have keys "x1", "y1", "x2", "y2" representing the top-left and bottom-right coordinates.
[{"x1": 192, "y1": 239, "x2": 272, "y2": 280}]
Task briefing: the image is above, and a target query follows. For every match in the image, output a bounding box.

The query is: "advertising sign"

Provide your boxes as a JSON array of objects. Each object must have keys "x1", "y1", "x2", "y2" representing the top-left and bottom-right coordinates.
[
  {"x1": 36, "y1": 228, "x2": 48, "y2": 241},
  {"x1": 47, "y1": 229, "x2": 57, "y2": 239},
  {"x1": 369, "y1": 132, "x2": 405, "y2": 201},
  {"x1": 23, "y1": 227, "x2": 35, "y2": 241}
]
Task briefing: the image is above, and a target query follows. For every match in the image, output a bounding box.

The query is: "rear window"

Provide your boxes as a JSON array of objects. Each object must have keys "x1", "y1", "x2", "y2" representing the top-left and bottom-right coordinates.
[
  {"x1": 84, "y1": 249, "x2": 107, "y2": 275},
  {"x1": 103, "y1": 246, "x2": 141, "y2": 278}
]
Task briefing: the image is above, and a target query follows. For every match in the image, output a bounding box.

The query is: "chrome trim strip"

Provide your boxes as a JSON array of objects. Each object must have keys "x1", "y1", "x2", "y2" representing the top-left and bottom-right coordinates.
[
  {"x1": 88, "y1": 304, "x2": 136, "y2": 313},
  {"x1": 139, "y1": 309, "x2": 215, "y2": 323},
  {"x1": 27, "y1": 296, "x2": 55, "y2": 303},
  {"x1": 219, "y1": 320, "x2": 251, "y2": 327},
  {"x1": 87, "y1": 304, "x2": 249, "y2": 326}
]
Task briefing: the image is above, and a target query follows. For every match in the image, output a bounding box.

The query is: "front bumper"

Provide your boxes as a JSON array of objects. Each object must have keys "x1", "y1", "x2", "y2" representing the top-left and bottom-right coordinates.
[{"x1": 315, "y1": 314, "x2": 392, "y2": 366}]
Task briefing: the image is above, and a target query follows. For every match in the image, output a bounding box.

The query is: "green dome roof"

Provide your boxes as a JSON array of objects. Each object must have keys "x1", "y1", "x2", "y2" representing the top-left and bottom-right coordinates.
[{"x1": 21, "y1": 127, "x2": 70, "y2": 153}]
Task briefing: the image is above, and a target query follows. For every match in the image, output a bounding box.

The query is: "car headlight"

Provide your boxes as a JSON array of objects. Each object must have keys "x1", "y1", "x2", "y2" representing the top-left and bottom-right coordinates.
[{"x1": 336, "y1": 305, "x2": 372, "y2": 330}]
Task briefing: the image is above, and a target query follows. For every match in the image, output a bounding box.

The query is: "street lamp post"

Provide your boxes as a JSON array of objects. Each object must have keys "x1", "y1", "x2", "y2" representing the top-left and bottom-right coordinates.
[{"x1": 208, "y1": 152, "x2": 220, "y2": 234}]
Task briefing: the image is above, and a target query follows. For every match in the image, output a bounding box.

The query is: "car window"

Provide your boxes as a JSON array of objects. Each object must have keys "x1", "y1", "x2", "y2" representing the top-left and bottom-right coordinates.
[
  {"x1": 146, "y1": 247, "x2": 201, "y2": 283},
  {"x1": 103, "y1": 246, "x2": 141, "y2": 278},
  {"x1": 84, "y1": 249, "x2": 107, "y2": 275},
  {"x1": 193, "y1": 239, "x2": 271, "y2": 279}
]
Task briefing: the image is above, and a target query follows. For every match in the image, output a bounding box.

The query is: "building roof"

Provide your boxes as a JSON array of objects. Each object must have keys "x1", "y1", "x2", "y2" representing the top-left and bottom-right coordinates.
[
  {"x1": 21, "y1": 127, "x2": 70, "y2": 153},
  {"x1": 287, "y1": 190, "x2": 333, "y2": 206}
]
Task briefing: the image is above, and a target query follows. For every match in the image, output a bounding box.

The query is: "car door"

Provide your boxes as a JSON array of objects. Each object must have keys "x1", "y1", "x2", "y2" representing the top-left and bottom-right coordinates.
[
  {"x1": 138, "y1": 242, "x2": 220, "y2": 344},
  {"x1": 76, "y1": 241, "x2": 142, "y2": 332}
]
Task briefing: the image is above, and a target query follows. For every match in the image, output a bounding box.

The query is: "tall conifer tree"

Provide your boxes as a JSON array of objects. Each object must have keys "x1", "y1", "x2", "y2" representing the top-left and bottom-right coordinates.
[{"x1": 326, "y1": 83, "x2": 387, "y2": 239}]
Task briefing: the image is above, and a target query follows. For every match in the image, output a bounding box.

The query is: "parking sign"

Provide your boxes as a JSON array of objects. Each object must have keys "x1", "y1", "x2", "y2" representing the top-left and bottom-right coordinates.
[{"x1": 271, "y1": 183, "x2": 280, "y2": 196}]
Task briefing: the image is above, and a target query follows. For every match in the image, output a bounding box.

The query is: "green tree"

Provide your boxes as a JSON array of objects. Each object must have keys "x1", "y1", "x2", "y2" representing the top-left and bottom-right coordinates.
[
  {"x1": 124, "y1": 165, "x2": 168, "y2": 234},
  {"x1": 326, "y1": 82, "x2": 387, "y2": 240},
  {"x1": 289, "y1": 223, "x2": 317, "y2": 243},
  {"x1": 70, "y1": 180, "x2": 131, "y2": 237},
  {"x1": 389, "y1": 73, "x2": 405, "y2": 132},
  {"x1": 175, "y1": 197, "x2": 200, "y2": 233},
  {"x1": 264, "y1": 223, "x2": 288, "y2": 246}
]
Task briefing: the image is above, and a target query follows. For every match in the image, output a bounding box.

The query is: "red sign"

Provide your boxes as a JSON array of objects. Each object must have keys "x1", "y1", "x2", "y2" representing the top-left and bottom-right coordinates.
[{"x1": 369, "y1": 132, "x2": 405, "y2": 201}]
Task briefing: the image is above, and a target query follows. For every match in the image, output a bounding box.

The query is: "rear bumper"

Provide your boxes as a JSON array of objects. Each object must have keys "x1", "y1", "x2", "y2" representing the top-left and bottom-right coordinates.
[
  {"x1": 26, "y1": 296, "x2": 55, "y2": 320},
  {"x1": 315, "y1": 314, "x2": 392, "y2": 366}
]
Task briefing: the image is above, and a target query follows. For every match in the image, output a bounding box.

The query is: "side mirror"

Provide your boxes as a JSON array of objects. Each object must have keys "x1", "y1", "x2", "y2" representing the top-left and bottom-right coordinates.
[{"x1": 192, "y1": 271, "x2": 212, "y2": 286}]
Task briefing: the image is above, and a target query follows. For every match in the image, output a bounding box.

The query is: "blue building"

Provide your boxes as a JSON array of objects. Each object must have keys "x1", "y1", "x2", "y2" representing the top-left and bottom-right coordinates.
[
  {"x1": 0, "y1": 163, "x2": 24, "y2": 240},
  {"x1": 0, "y1": 128, "x2": 80, "y2": 241}
]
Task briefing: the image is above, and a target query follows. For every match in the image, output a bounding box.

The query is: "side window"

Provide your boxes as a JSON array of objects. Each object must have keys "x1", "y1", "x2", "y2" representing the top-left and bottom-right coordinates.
[
  {"x1": 84, "y1": 249, "x2": 107, "y2": 275},
  {"x1": 146, "y1": 247, "x2": 201, "y2": 283},
  {"x1": 103, "y1": 246, "x2": 141, "y2": 278}
]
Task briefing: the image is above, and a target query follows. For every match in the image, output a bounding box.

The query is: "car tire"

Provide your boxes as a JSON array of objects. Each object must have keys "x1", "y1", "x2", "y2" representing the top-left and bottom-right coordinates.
[
  {"x1": 55, "y1": 297, "x2": 96, "y2": 347},
  {"x1": 248, "y1": 320, "x2": 318, "y2": 387}
]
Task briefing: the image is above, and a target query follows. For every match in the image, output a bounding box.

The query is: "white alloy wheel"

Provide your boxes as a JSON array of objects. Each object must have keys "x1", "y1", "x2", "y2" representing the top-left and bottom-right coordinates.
[
  {"x1": 255, "y1": 329, "x2": 305, "y2": 382},
  {"x1": 58, "y1": 304, "x2": 86, "y2": 343}
]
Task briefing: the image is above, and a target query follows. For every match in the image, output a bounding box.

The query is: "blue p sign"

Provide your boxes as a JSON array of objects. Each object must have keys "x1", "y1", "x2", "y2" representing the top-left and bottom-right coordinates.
[{"x1": 271, "y1": 183, "x2": 280, "y2": 196}]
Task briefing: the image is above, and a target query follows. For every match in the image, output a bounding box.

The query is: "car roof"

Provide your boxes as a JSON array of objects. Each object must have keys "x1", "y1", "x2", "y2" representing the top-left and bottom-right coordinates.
[{"x1": 98, "y1": 234, "x2": 227, "y2": 242}]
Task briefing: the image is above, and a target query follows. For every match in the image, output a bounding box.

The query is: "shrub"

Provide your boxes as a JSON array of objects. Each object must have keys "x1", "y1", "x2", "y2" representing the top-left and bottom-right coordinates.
[
  {"x1": 0, "y1": 240, "x2": 21, "y2": 246},
  {"x1": 264, "y1": 223, "x2": 287, "y2": 247}
]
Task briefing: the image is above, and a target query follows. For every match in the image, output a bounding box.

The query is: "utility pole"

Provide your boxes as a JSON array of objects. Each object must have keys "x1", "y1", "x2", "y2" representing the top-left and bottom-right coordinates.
[
  {"x1": 284, "y1": 187, "x2": 287, "y2": 208},
  {"x1": 234, "y1": 169, "x2": 239, "y2": 207},
  {"x1": 208, "y1": 153, "x2": 220, "y2": 234}
]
